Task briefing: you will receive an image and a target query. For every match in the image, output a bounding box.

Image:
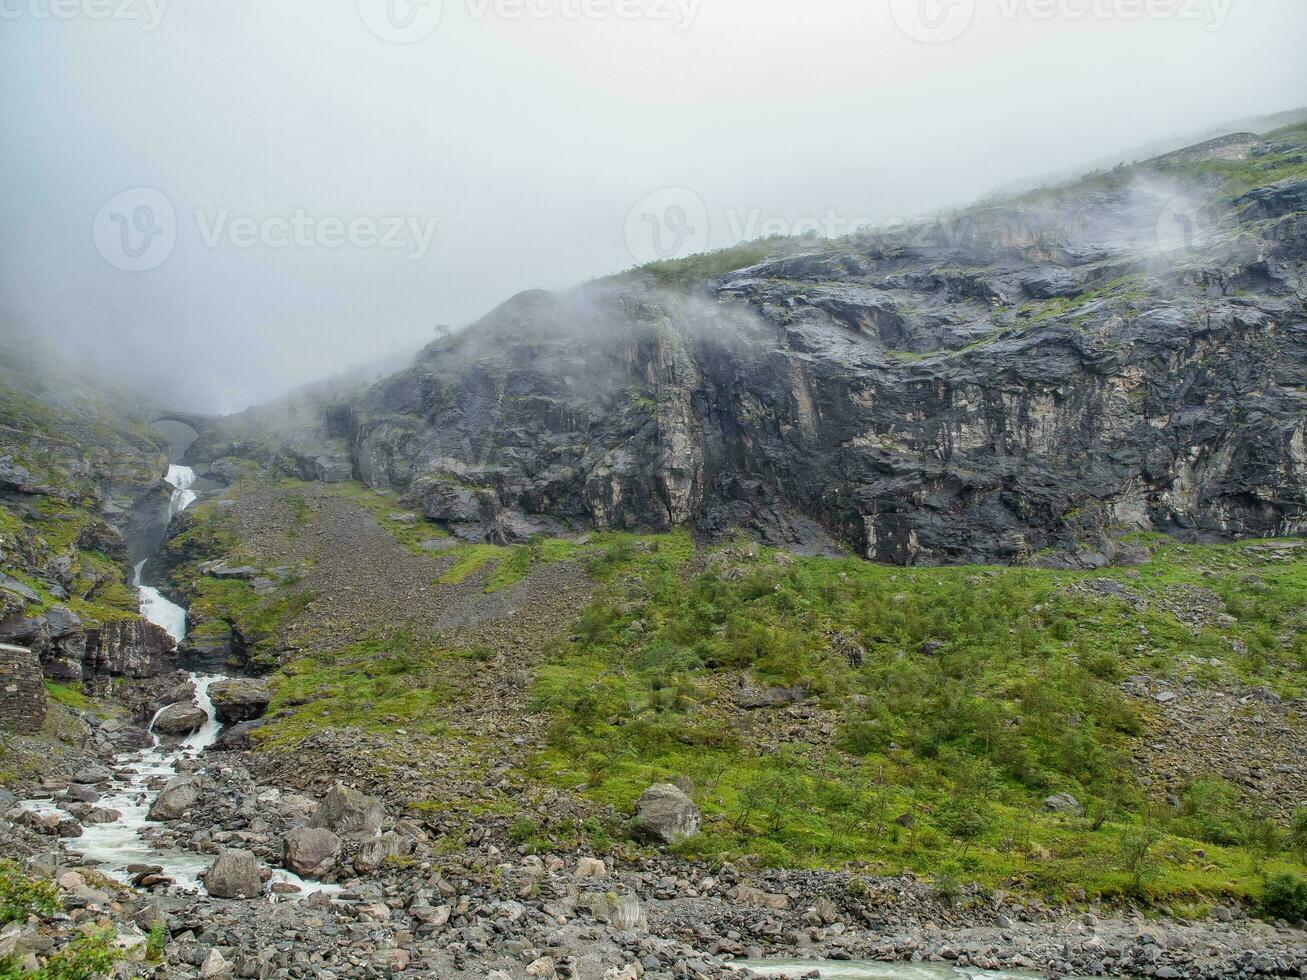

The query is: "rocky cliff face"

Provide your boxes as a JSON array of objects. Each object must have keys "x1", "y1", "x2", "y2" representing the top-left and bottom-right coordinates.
[
  {"x1": 0, "y1": 333, "x2": 181, "y2": 683},
  {"x1": 181, "y1": 130, "x2": 1307, "y2": 566},
  {"x1": 322, "y1": 131, "x2": 1307, "y2": 565}
]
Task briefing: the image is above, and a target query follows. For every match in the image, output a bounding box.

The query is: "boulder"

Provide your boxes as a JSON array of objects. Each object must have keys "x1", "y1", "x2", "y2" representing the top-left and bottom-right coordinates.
[
  {"x1": 213, "y1": 719, "x2": 266, "y2": 751},
  {"x1": 152, "y1": 701, "x2": 208, "y2": 737},
  {"x1": 574, "y1": 857, "x2": 607, "y2": 879},
  {"x1": 634, "y1": 783, "x2": 701, "y2": 844},
  {"x1": 147, "y1": 775, "x2": 201, "y2": 820},
  {"x1": 354, "y1": 831, "x2": 406, "y2": 872},
  {"x1": 208, "y1": 678, "x2": 272, "y2": 723},
  {"x1": 735, "y1": 684, "x2": 807, "y2": 710},
  {"x1": 311, "y1": 783, "x2": 384, "y2": 838},
  {"x1": 1044, "y1": 792, "x2": 1085, "y2": 817},
  {"x1": 204, "y1": 848, "x2": 261, "y2": 899},
  {"x1": 283, "y1": 827, "x2": 341, "y2": 878}
]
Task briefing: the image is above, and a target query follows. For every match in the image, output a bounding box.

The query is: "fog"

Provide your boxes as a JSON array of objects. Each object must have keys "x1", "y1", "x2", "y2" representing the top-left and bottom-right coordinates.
[{"x1": 2, "y1": 0, "x2": 1305, "y2": 413}]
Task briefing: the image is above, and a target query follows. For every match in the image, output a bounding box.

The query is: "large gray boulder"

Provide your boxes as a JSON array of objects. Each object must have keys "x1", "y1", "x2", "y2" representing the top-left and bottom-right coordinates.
[
  {"x1": 209, "y1": 678, "x2": 272, "y2": 723},
  {"x1": 204, "y1": 848, "x2": 261, "y2": 899},
  {"x1": 311, "y1": 783, "x2": 384, "y2": 838},
  {"x1": 634, "y1": 783, "x2": 701, "y2": 845},
  {"x1": 1044, "y1": 792, "x2": 1086, "y2": 818},
  {"x1": 152, "y1": 701, "x2": 208, "y2": 737},
  {"x1": 354, "y1": 831, "x2": 406, "y2": 873},
  {"x1": 147, "y1": 775, "x2": 201, "y2": 821},
  {"x1": 283, "y1": 827, "x2": 341, "y2": 878}
]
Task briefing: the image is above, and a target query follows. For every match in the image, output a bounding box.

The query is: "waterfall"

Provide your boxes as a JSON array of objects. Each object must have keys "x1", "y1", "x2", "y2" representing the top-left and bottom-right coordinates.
[{"x1": 18, "y1": 461, "x2": 333, "y2": 897}]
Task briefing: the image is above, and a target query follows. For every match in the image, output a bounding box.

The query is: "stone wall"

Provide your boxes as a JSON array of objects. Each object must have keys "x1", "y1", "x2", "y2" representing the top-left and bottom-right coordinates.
[{"x1": 0, "y1": 643, "x2": 47, "y2": 734}]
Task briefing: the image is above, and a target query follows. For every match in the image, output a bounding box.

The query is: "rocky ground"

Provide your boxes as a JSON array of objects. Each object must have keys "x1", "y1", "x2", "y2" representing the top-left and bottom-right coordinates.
[{"x1": 5, "y1": 739, "x2": 1306, "y2": 980}]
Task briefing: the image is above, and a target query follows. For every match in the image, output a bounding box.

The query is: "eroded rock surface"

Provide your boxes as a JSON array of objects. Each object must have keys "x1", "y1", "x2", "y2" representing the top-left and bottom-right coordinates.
[{"x1": 185, "y1": 134, "x2": 1307, "y2": 566}]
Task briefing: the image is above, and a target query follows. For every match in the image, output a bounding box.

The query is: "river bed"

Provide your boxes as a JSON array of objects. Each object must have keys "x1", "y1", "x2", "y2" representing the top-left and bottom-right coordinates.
[{"x1": 19, "y1": 464, "x2": 328, "y2": 897}]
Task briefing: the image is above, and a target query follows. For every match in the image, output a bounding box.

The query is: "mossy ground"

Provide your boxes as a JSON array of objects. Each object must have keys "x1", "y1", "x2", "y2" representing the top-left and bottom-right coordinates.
[
  {"x1": 525, "y1": 534, "x2": 1306, "y2": 905},
  {"x1": 227, "y1": 485, "x2": 1306, "y2": 909}
]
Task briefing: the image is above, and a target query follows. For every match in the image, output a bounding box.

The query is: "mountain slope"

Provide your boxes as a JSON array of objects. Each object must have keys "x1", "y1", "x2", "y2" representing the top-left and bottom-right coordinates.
[{"x1": 294, "y1": 124, "x2": 1307, "y2": 567}]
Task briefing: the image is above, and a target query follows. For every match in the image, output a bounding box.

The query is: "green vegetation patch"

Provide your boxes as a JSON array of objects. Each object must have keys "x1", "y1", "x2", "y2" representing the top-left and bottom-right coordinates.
[
  {"x1": 256, "y1": 633, "x2": 458, "y2": 746},
  {"x1": 530, "y1": 537, "x2": 1307, "y2": 903}
]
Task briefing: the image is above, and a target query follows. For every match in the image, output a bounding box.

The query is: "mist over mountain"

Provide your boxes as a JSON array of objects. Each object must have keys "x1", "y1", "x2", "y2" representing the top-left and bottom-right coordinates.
[
  {"x1": 3, "y1": 6, "x2": 1307, "y2": 979},
  {"x1": 3, "y1": 1, "x2": 1307, "y2": 411}
]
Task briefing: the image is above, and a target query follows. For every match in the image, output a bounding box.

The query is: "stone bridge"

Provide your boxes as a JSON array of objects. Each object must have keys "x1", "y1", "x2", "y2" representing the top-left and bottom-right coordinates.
[{"x1": 148, "y1": 411, "x2": 226, "y2": 435}]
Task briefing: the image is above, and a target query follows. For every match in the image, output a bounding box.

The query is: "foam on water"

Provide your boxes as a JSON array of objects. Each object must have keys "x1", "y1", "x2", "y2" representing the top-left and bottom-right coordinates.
[{"x1": 18, "y1": 462, "x2": 338, "y2": 899}]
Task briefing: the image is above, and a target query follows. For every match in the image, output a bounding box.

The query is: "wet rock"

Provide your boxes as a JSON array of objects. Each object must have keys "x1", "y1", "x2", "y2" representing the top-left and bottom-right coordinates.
[
  {"x1": 148, "y1": 775, "x2": 201, "y2": 820},
  {"x1": 212, "y1": 719, "x2": 266, "y2": 751},
  {"x1": 282, "y1": 827, "x2": 341, "y2": 878},
  {"x1": 635, "y1": 783, "x2": 701, "y2": 844},
  {"x1": 152, "y1": 701, "x2": 208, "y2": 737},
  {"x1": 209, "y1": 678, "x2": 272, "y2": 723},
  {"x1": 204, "y1": 848, "x2": 262, "y2": 899}
]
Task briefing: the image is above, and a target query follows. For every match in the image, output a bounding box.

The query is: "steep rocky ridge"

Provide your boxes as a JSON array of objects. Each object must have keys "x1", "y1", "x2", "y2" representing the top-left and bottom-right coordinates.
[
  {"x1": 197, "y1": 126, "x2": 1307, "y2": 566},
  {"x1": 0, "y1": 331, "x2": 181, "y2": 689}
]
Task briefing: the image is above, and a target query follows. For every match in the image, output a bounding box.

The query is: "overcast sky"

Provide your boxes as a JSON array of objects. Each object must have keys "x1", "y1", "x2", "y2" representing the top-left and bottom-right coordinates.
[{"x1": 2, "y1": 0, "x2": 1305, "y2": 413}]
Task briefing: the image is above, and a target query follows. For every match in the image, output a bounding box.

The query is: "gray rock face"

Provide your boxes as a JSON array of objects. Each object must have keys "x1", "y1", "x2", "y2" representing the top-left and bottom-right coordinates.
[
  {"x1": 147, "y1": 775, "x2": 201, "y2": 820},
  {"x1": 0, "y1": 608, "x2": 175, "y2": 684},
  {"x1": 1045, "y1": 792, "x2": 1085, "y2": 817},
  {"x1": 204, "y1": 848, "x2": 262, "y2": 899},
  {"x1": 283, "y1": 827, "x2": 341, "y2": 878},
  {"x1": 635, "y1": 783, "x2": 702, "y2": 844},
  {"x1": 311, "y1": 150, "x2": 1307, "y2": 565},
  {"x1": 354, "y1": 830, "x2": 405, "y2": 872},
  {"x1": 151, "y1": 701, "x2": 208, "y2": 737},
  {"x1": 209, "y1": 677, "x2": 272, "y2": 723},
  {"x1": 310, "y1": 783, "x2": 384, "y2": 838}
]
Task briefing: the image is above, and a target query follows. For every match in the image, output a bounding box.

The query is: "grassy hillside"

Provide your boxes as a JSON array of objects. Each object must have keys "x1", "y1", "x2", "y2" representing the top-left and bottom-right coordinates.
[{"x1": 218, "y1": 475, "x2": 1306, "y2": 911}]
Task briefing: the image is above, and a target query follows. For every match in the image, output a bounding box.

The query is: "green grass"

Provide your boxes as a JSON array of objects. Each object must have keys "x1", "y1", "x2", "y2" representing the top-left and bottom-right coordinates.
[
  {"x1": 437, "y1": 543, "x2": 510, "y2": 585},
  {"x1": 256, "y1": 633, "x2": 457, "y2": 746},
  {"x1": 434, "y1": 532, "x2": 692, "y2": 593},
  {"x1": 528, "y1": 536, "x2": 1307, "y2": 903},
  {"x1": 42, "y1": 682, "x2": 94, "y2": 712}
]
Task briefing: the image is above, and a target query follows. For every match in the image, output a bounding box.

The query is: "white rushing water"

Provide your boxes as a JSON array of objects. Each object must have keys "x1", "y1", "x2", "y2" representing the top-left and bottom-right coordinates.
[{"x1": 22, "y1": 465, "x2": 331, "y2": 897}]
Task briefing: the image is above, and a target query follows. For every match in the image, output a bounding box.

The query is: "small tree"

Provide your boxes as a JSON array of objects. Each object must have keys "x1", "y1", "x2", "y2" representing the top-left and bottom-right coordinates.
[
  {"x1": 1290, "y1": 808, "x2": 1307, "y2": 861},
  {"x1": 936, "y1": 795, "x2": 994, "y2": 858},
  {"x1": 1118, "y1": 825, "x2": 1164, "y2": 896},
  {"x1": 1262, "y1": 873, "x2": 1307, "y2": 922}
]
